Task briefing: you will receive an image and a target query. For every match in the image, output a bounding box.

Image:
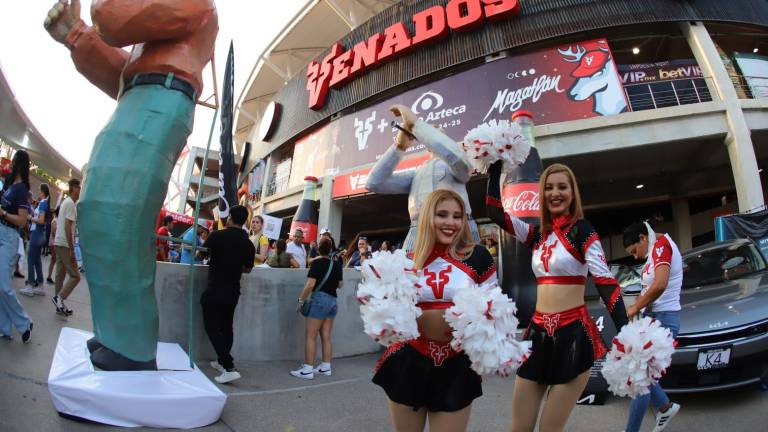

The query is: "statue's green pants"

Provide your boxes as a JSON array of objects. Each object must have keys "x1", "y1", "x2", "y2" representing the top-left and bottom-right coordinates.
[{"x1": 79, "y1": 84, "x2": 194, "y2": 362}]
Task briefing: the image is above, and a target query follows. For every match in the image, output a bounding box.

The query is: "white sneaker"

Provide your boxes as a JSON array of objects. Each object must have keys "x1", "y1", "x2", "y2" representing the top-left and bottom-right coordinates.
[
  {"x1": 290, "y1": 365, "x2": 314, "y2": 380},
  {"x1": 653, "y1": 403, "x2": 680, "y2": 432},
  {"x1": 19, "y1": 287, "x2": 36, "y2": 297},
  {"x1": 313, "y1": 365, "x2": 332, "y2": 376},
  {"x1": 214, "y1": 370, "x2": 241, "y2": 384},
  {"x1": 210, "y1": 361, "x2": 225, "y2": 374},
  {"x1": 33, "y1": 287, "x2": 46, "y2": 296}
]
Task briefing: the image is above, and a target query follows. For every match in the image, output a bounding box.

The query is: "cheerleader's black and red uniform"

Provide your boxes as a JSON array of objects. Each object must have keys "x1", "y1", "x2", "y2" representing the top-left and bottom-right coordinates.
[
  {"x1": 486, "y1": 170, "x2": 629, "y2": 384},
  {"x1": 372, "y1": 244, "x2": 496, "y2": 411}
]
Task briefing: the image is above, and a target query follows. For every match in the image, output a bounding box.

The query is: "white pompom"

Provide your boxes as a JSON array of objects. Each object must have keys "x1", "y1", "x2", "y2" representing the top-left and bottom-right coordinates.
[
  {"x1": 462, "y1": 119, "x2": 531, "y2": 174},
  {"x1": 601, "y1": 317, "x2": 676, "y2": 398},
  {"x1": 357, "y1": 250, "x2": 422, "y2": 346},
  {"x1": 445, "y1": 283, "x2": 531, "y2": 376}
]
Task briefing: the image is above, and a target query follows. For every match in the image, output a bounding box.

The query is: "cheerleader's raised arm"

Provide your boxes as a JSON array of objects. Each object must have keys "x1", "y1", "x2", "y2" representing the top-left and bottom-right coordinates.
[{"x1": 484, "y1": 161, "x2": 538, "y2": 247}]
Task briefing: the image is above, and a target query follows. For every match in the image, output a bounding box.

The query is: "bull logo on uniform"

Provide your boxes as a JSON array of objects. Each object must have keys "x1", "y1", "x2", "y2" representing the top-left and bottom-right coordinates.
[
  {"x1": 558, "y1": 41, "x2": 628, "y2": 116},
  {"x1": 424, "y1": 266, "x2": 451, "y2": 299}
]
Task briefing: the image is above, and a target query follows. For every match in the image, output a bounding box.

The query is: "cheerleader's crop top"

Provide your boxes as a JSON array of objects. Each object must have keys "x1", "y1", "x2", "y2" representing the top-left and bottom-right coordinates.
[
  {"x1": 485, "y1": 166, "x2": 628, "y2": 329},
  {"x1": 414, "y1": 244, "x2": 497, "y2": 310}
]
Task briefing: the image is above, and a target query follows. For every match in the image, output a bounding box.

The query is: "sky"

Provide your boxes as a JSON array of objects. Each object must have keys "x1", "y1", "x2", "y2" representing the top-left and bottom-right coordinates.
[{"x1": 0, "y1": 0, "x2": 306, "y2": 170}]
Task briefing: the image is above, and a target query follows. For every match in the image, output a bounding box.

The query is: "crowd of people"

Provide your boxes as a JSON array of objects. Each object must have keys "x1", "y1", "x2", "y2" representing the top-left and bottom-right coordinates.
[
  {"x1": 0, "y1": 138, "x2": 681, "y2": 432},
  {"x1": 0, "y1": 150, "x2": 83, "y2": 344}
]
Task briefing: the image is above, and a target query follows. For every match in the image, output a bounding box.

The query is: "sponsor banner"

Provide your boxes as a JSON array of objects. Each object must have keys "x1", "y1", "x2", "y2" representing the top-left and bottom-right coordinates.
[
  {"x1": 502, "y1": 182, "x2": 540, "y2": 218},
  {"x1": 715, "y1": 208, "x2": 768, "y2": 259},
  {"x1": 289, "y1": 122, "x2": 339, "y2": 188},
  {"x1": 733, "y1": 52, "x2": 768, "y2": 99},
  {"x1": 291, "y1": 38, "x2": 627, "y2": 188},
  {"x1": 156, "y1": 209, "x2": 213, "y2": 231},
  {"x1": 618, "y1": 59, "x2": 703, "y2": 84},
  {"x1": 332, "y1": 153, "x2": 432, "y2": 198}
]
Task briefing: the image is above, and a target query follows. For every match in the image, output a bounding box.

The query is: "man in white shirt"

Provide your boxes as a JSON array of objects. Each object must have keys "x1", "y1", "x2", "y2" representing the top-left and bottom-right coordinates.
[
  {"x1": 52, "y1": 179, "x2": 82, "y2": 315},
  {"x1": 286, "y1": 228, "x2": 308, "y2": 268}
]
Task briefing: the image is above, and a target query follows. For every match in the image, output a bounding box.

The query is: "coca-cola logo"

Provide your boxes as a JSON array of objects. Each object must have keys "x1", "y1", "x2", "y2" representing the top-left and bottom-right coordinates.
[
  {"x1": 505, "y1": 190, "x2": 540, "y2": 213},
  {"x1": 502, "y1": 184, "x2": 540, "y2": 218}
]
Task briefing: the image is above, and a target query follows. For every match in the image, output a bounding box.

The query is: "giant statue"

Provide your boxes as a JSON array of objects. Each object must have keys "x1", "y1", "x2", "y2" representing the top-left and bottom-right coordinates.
[
  {"x1": 366, "y1": 104, "x2": 480, "y2": 251},
  {"x1": 44, "y1": 0, "x2": 218, "y2": 370}
]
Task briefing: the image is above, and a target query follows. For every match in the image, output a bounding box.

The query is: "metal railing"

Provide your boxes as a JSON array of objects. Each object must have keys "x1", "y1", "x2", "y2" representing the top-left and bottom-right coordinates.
[
  {"x1": 731, "y1": 75, "x2": 768, "y2": 100},
  {"x1": 265, "y1": 176, "x2": 290, "y2": 198},
  {"x1": 623, "y1": 77, "x2": 713, "y2": 111}
]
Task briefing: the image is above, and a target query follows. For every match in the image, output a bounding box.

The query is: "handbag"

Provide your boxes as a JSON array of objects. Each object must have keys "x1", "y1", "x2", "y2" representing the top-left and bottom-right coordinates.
[{"x1": 300, "y1": 259, "x2": 335, "y2": 317}]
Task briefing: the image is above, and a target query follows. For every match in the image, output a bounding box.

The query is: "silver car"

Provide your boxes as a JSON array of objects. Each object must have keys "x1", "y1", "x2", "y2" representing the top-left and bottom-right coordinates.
[{"x1": 581, "y1": 238, "x2": 768, "y2": 403}]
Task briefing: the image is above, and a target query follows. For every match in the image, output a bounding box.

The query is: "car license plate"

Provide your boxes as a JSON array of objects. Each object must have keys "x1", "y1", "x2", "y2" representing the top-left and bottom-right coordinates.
[{"x1": 697, "y1": 346, "x2": 732, "y2": 370}]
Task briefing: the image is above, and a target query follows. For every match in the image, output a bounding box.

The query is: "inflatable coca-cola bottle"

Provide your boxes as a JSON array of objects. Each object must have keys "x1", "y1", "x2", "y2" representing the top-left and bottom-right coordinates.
[
  {"x1": 499, "y1": 110, "x2": 542, "y2": 327},
  {"x1": 290, "y1": 176, "x2": 319, "y2": 244}
]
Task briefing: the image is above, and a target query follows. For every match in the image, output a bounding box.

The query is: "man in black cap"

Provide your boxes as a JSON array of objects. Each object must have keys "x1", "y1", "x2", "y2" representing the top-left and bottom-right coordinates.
[{"x1": 201, "y1": 205, "x2": 255, "y2": 384}]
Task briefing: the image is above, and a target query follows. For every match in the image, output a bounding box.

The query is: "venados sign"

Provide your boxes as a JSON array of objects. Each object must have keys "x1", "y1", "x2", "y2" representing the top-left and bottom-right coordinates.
[{"x1": 306, "y1": 0, "x2": 522, "y2": 110}]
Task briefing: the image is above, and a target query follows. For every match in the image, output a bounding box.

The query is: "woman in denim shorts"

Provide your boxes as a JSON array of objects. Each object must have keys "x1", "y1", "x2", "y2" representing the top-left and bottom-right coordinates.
[{"x1": 290, "y1": 237, "x2": 343, "y2": 379}]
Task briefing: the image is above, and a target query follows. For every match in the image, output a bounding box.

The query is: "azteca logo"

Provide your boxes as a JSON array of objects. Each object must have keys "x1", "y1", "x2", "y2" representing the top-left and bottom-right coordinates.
[{"x1": 410, "y1": 90, "x2": 466, "y2": 122}]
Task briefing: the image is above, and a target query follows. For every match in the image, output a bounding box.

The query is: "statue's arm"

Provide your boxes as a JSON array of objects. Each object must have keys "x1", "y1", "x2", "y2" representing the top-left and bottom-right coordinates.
[
  {"x1": 65, "y1": 20, "x2": 128, "y2": 99},
  {"x1": 92, "y1": 0, "x2": 216, "y2": 47},
  {"x1": 365, "y1": 145, "x2": 414, "y2": 194}
]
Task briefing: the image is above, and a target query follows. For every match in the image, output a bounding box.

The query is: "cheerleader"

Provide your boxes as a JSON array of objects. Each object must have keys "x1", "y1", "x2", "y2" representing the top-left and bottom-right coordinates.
[
  {"x1": 372, "y1": 189, "x2": 496, "y2": 432},
  {"x1": 486, "y1": 161, "x2": 629, "y2": 432}
]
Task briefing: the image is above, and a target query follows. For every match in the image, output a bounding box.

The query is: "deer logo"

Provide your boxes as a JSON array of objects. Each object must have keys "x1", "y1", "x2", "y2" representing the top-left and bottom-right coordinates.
[{"x1": 557, "y1": 43, "x2": 627, "y2": 116}]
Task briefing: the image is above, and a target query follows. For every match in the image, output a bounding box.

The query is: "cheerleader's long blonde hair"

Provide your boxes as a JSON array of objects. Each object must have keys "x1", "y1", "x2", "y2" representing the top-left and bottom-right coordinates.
[{"x1": 412, "y1": 189, "x2": 474, "y2": 269}]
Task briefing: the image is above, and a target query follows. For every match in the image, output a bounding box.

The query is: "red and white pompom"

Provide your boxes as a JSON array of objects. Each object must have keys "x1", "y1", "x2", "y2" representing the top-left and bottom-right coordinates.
[
  {"x1": 445, "y1": 282, "x2": 531, "y2": 376},
  {"x1": 601, "y1": 317, "x2": 676, "y2": 398},
  {"x1": 462, "y1": 119, "x2": 531, "y2": 174},
  {"x1": 357, "y1": 250, "x2": 421, "y2": 346}
]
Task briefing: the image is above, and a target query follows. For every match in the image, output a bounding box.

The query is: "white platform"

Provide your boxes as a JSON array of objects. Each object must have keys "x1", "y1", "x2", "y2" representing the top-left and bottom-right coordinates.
[{"x1": 48, "y1": 327, "x2": 226, "y2": 428}]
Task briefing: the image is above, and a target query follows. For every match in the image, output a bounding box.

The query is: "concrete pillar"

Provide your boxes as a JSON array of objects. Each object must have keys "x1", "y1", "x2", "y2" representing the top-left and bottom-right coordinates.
[
  {"x1": 681, "y1": 22, "x2": 764, "y2": 212},
  {"x1": 317, "y1": 174, "x2": 343, "y2": 243},
  {"x1": 672, "y1": 198, "x2": 693, "y2": 252}
]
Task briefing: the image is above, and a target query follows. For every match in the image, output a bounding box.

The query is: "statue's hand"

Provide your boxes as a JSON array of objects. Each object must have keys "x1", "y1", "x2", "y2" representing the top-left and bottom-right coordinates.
[
  {"x1": 394, "y1": 129, "x2": 413, "y2": 151},
  {"x1": 44, "y1": 0, "x2": 81, "y2": 45},
  {"x1": 389, "y1": 104, "x2": 417, "y2": 131}
]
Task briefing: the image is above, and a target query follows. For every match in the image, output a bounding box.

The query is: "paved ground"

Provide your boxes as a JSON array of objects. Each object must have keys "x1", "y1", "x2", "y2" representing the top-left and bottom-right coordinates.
[{"x1": 1, "y1": 255, "x2": 766, "y2": 431}]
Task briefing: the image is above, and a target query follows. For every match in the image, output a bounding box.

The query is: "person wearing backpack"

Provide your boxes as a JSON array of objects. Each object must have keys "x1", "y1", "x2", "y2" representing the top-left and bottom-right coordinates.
[{"x1": 290, "y1": 237, "x2": 343, "y2": 379}]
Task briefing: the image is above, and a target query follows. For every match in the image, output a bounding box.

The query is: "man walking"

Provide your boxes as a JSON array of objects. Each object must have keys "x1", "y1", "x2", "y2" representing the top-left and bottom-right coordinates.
[
  {"x1": 52, "y1": 179, "x2": 81, "y2": 316},
  {"x1": 201, "y1": 205, "x2": 255, "y2": 384}
]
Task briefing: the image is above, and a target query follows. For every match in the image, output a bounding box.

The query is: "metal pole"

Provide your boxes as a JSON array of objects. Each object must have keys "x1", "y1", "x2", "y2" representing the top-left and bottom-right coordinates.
[{"x1": 187, "y1": 107, "x2": 219, "y2": 368}]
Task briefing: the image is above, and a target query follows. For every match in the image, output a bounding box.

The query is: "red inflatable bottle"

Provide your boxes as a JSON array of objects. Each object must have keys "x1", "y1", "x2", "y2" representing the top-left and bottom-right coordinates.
[
  {"x1": 290, "y1": 176, "x2": 319, "y2": 244},
  {"x1": 499, "y1": 110, "x2": 542, "y2": 326}
]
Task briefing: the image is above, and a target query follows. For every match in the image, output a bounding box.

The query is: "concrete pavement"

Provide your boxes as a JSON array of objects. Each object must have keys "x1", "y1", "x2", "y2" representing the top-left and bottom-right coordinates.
[{"x1": 1, "y1": 255, "x2": 766, "y2": 432}]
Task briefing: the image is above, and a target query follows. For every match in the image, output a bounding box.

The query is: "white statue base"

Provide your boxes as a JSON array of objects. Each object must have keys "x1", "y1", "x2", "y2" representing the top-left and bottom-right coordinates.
[{"x1": 48, "y1": 327, "x2": 226, "y2": 428}]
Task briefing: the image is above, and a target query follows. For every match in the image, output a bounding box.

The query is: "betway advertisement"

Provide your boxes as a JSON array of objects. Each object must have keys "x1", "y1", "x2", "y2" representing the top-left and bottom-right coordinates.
[{"x1": 290, "y1": 38, "x2": 628, "y2": 192}]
